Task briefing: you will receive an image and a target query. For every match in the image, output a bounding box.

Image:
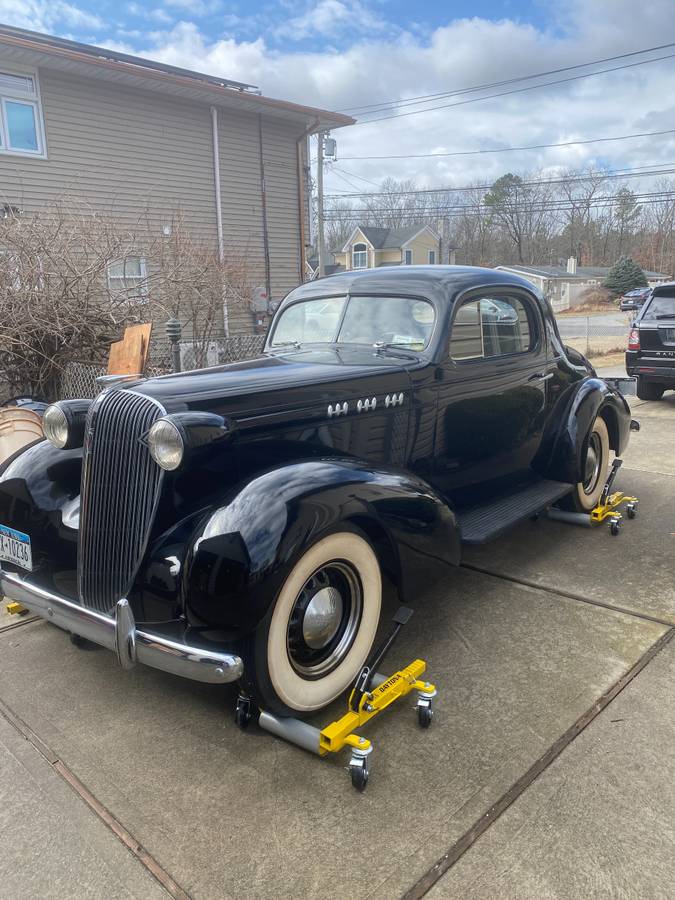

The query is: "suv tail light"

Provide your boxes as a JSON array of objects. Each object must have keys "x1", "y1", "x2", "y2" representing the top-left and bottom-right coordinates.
[{"x1": 628, "y1": 328, "x2": 640, "y2": 350}]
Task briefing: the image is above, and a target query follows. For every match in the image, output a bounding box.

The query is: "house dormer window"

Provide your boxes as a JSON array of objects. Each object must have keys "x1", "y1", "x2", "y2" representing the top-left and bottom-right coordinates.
[
  {"x1": 352, "y1": 242, "x2": 368, "y2": 269},
  {"x1": 0, "y1": 68, "x2": 46, "y2": 157}
]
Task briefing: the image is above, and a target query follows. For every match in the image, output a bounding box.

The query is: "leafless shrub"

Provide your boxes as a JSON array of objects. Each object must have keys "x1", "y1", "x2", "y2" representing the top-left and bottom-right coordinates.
[{"x1": 0, "y1": 202, "x2": 253, "y2": 399}]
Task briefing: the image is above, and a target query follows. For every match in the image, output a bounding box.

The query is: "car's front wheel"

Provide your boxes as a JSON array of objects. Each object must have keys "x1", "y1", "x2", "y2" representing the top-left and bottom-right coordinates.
[
  {"x1": 562, "y1": 415, "x2": 610, "y2": 513},
  {"x1": 636, "y1": 378, "x2": 665, "y2": 401},
  {"x1": 244, "y1": 531, "x2": 382, "y2": 716}
]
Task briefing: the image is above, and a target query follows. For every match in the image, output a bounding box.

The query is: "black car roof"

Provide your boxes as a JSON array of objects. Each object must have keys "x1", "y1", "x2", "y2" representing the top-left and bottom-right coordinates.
[{"x1": 284, "y1": 265, "x2": 541, "y2": 306}]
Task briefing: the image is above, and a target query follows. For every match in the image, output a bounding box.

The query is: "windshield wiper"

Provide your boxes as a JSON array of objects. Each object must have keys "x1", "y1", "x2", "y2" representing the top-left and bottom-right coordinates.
[
  {"x1": 652, "y1": 314, "x2": 675, "y2": 320},
  {"x1": 372, "y1": 341, "x2": 421, "y2": 358},
  {"x1": 270, "y1": 340, "x2": 302, "y2": 350}
]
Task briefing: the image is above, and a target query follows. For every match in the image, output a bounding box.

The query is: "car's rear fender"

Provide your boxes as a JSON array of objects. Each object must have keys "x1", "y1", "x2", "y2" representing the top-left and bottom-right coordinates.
[
  {"x1": 535, "y1": 377, "x2": 632, "y2": 484},
  {"x1": 181, "y1": 458, "x2": 461, "y2": 634}
]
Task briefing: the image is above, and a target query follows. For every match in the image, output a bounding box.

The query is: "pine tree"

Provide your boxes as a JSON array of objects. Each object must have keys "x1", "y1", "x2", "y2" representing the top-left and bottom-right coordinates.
[{"x1": 603, "y1": 257, "x2": 648, "y2": 294}]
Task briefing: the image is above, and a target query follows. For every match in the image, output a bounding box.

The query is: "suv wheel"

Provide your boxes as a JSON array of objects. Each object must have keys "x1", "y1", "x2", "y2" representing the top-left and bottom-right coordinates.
[{"x1": 636, "y1": 378, "x2": 665, "y2": 401}]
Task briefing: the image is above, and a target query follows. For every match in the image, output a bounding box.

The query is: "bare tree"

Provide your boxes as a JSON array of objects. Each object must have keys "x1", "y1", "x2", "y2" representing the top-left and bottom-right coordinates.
[{"x1": 0, "y1": 203, "x2": 254, "y2": 399}]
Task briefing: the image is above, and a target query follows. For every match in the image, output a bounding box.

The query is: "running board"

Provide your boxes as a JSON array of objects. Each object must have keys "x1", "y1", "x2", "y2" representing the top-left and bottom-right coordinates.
[{"x1": 458, "y1": 479, "x2": 574, "y2": 544}]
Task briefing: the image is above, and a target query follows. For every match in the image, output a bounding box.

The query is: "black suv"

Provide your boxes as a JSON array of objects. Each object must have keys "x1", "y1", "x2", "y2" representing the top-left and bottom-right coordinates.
[{"x1": 626, "y1": 282, "x2": 675, "y2": 400}]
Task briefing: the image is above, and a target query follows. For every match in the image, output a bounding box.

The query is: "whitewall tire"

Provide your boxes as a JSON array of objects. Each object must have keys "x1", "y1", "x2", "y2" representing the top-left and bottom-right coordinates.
[{"x1": 252, "y1": 531, "x2": 382, "y2": 715}]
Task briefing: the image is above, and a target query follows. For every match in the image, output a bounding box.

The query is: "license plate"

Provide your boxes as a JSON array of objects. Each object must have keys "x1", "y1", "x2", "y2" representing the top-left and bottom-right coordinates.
[
  {"x1": 661, "y1": 328, "x2": 675, "y2": 343},
  {"x1": 0, "y1": 524, "x2": 32, "y2": 571}
]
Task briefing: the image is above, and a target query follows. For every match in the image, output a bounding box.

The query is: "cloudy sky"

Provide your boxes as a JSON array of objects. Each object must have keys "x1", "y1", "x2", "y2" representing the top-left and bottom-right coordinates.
[{"x1": 3, "y1": 0, "x2": 675, "y2": 196}]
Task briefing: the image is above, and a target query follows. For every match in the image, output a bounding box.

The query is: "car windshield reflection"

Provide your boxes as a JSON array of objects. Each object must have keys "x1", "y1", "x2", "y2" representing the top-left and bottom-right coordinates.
[{"x1": 270, "y1": 295, "x2": 435, "y2": 350}]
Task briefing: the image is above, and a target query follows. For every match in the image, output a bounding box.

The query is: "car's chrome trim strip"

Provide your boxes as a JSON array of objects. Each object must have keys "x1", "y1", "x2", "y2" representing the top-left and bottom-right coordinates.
[{"x1": 0, "y1": 569, "x2": 243, "y2": 685}]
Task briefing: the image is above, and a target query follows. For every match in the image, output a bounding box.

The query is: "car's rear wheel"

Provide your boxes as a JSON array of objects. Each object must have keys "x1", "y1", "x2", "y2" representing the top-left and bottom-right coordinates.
[
  {"x1": 244, "y1": 531, "x2": 382, "y2": 716},
  {"x1": 562, "y1": 416, "x2": 610, "y2": 513},
  {"x1": 636, "y1": 378, "x2": 665, "y2": 401}
]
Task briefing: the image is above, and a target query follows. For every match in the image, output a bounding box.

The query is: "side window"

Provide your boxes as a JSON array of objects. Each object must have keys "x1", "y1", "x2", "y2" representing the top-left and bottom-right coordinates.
[{"x1": 449, "y1": 295, "x2": 535, "y2": 361}]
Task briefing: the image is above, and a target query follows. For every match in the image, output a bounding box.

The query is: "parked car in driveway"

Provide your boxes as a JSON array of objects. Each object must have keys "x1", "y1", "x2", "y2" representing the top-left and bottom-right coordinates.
[
  {"x1": 626, "y1": 281, "x2": 675, "y2": 400},
  {"x1": 619, "y1": 287, "x2": 651, "y2": 312},
  {"x1": 0, "y1": 267, "x2": 634, "y2": 718}
]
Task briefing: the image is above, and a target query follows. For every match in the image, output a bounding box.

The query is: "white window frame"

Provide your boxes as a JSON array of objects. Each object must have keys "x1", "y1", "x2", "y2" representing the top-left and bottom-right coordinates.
[
  {"x1": 0, "y1": 65, "x2": 47, "y2": 158},
  {"x1": 428, "y1": 250, "x2": 436, "y2": 264},
  {"x1": 352, "y1": 242, "x2": 368, "y2": 269},
  {"x1": 404, "y1": 249, "x2": 413, "y2": 265},
  {"x1": 107, "y1": 256, "x2": 149, "y2": 301}
]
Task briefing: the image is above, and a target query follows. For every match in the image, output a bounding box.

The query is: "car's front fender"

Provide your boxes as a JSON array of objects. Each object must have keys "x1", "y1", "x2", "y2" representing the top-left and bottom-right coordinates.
[{"x1": 182, "y1": 458, "x2": 460, "y2": 633}]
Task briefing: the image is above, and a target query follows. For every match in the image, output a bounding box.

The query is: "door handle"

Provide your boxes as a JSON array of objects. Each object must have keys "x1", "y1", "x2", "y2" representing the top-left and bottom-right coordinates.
[{"x1": 529, "y1": 372, "x2": 554, "y2": 382}]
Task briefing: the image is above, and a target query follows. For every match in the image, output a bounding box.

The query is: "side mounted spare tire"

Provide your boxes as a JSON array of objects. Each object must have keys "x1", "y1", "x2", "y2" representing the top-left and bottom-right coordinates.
[
  {"x1": 244, "y1": 531, "x2": 382, "y2": 716},
  {"x1": 561, "y1": 415, "x2": 610, "y2": 513}
]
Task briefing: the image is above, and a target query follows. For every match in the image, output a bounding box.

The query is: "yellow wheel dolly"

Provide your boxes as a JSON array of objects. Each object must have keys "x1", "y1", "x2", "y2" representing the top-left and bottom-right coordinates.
[
  {"x1": 235, "y1": 607, "x2": 437, "y2": 792},
  {"x1": 547, "y1": 458, "x2": 638, "y2": 536}
]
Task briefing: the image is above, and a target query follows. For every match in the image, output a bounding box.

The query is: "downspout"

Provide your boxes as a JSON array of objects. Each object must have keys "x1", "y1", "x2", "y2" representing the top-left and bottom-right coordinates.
[
  {"x1": 296, "y1": 118, "x2": 320, "y2": 282},
  {"x1": 257, "y1": 114, "x2": 272, "y2": 305},
  {"x1": 210, "y1": 105, "x2": 228, "y2": 336}
]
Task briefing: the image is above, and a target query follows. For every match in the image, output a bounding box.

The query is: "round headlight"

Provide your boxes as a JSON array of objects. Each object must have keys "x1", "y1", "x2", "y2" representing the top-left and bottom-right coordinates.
[
  {"x1": 43, "y1": 404, "x2": 70, "y2": 449},
  {"x1": 148, "y1": 418, "x2": 184, "y2": 471}
]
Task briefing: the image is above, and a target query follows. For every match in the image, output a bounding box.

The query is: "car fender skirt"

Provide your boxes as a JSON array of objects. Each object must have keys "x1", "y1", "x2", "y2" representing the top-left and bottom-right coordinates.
[
  {"x1": 535, "y1": 377, "x2": 632, "y2": 484},
  {"x1": 184, "y1": 459, "x2": 460, "y2": 632}
]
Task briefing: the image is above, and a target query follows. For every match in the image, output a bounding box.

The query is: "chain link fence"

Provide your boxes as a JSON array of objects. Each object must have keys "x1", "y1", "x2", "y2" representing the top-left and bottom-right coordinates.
[
  {"x1": 554, "y1": 311, "x2": 632, "y2": 361},
  {"x1": 59, "y1": 334, "x2": 266, "y2": 400}
]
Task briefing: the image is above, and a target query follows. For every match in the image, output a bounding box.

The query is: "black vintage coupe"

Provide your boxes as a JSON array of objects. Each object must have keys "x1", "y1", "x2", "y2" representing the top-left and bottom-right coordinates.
[{"x1": 0, "y1": 267, "x2": 634, "y2": 716}]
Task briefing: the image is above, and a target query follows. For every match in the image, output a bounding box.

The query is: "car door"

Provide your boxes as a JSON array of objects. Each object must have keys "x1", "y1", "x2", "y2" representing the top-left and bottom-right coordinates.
[{"x1": 431, "y1": 288, "x2": 550, "y2": 501}]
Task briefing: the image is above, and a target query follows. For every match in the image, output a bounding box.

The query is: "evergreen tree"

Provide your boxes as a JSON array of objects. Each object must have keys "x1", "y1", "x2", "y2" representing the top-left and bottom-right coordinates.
[{"x1": 603, "y1": 257, "x2": 647, "y2": 294}]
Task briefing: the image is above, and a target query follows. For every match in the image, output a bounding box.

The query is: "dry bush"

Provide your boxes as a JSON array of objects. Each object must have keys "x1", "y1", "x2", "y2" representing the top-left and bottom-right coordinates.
[
  {"x1": 0, "y1": 202, "x2": 253, "y2": 398},
  {"x1": 574, "y1": 286, "x2": 617, "y2": 308}
]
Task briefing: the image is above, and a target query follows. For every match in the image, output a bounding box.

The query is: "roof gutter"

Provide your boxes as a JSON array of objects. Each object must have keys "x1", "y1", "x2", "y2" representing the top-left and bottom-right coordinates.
[{"x1": 0, "y1": 30, "x2": 354, "y2": 129}]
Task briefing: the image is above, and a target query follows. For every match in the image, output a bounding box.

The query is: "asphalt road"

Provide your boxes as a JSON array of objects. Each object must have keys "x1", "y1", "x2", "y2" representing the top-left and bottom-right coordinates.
[{"x1": 555, "y1": 311, "x2": 631, "y2": 338}]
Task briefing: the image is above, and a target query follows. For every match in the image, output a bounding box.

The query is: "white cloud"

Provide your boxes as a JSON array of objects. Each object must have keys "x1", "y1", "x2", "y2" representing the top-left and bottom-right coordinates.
[
  {"x1": 0, "y1": 0, "x2": 104, "y2": 30},
  {"x1": 164, "y1": 0, "x2": 220, "y2": 16},
  {"x1": 275, "y1": 0, "x2": 394, "y2": 41}
]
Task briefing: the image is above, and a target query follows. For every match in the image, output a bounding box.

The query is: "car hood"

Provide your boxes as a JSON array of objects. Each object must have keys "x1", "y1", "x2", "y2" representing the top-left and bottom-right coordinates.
[{"x1": 130, "y1": 346, "x2": 418, "y2": 417}]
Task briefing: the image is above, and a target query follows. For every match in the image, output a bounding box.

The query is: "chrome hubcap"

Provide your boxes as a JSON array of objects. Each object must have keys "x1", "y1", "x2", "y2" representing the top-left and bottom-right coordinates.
[
  {"x1": 287, "y1": 562, "x2": 362, "y2": 679},
  {"x1": 302, "y1": 586, "x2": 344, "y2": 649}
]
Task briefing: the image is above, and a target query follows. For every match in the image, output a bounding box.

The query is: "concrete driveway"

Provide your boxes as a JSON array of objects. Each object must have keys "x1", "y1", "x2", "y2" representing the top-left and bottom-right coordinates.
[{"x1": 1, "y1": 390, "x2": 673, "y2": 900}]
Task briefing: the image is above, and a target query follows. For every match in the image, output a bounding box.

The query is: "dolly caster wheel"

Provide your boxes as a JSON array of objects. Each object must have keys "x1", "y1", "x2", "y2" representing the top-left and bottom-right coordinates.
[
  {"x1": 349, "y1": 755, "x2": 369, "y2": 792},
  {"x1": 417, "y1": 701, "x2": 433, "y2": 729},
  {"x1": 626, "y1": 503, "x2": 637, "y2": 520},
  {"x1": 234, "y1": 695, "x2": 255, "y2": 730},
  {"x1": 610, "y1": 519, "x2": 621, "y2": 536}
]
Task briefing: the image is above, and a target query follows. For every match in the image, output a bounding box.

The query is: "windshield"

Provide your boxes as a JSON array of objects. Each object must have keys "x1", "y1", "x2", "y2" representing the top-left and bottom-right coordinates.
[
  {"x1": 270, "y1": 295, "x2": 436, "y2": 349},
  {"x1": 642, "y1": 291, "x2": 675, "y2": 320}
]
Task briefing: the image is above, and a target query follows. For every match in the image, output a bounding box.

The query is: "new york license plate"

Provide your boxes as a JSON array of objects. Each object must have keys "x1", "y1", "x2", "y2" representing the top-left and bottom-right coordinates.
[{"x1": 0, "y1": 524, "x2": 32, "y2": 571}]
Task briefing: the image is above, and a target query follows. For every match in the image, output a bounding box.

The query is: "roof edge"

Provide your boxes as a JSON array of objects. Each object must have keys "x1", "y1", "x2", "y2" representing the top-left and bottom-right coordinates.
[{"x1": 0, "y1": 25, "x2": 354, "y2": 130}]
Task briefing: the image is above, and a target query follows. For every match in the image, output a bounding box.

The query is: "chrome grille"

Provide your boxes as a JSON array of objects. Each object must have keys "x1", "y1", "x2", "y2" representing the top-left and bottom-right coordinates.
[{"x1": 78, "y1": 390, "x2": 164, "y2": 613}]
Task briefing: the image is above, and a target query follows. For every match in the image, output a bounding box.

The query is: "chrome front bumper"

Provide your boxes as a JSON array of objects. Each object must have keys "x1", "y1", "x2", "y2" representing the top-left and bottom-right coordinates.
[{"x1": 0, "y1": 569, "x2": 243, "y2": 685}]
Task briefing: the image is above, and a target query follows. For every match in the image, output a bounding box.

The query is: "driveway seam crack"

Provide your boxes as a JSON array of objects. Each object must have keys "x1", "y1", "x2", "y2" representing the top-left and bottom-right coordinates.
[
  {"x1": 0, "y1": 695, "x2": 192, "y2": 900},
  {"x1": 401, "y1": 626, "x2": 675, "y2": 899}
]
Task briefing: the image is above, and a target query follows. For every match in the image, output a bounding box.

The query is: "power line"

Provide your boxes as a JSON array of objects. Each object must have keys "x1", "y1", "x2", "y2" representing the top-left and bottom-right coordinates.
[
  {"x1": 338, "y1": 41, "x2": 675, "y2": 115},
  {"x1": 336, "y1": 127, "x2": 675, "y2": 161},
  {"x1": 324, "y1": 162, "x2": 675, "y2": 200},
  {"x1": 350, "y1": 52, "x2": 675, "y2": 126},
  {"x1": 323, "y1": 188, "x2": 675, "y2": 218}
]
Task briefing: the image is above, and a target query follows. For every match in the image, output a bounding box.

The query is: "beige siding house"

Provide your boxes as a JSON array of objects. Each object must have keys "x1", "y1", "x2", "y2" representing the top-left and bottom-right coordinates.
[
  {"x1": 0, "y1": 25, "x2": 352, "y2": 333},
  {"x1": 331, "y1": 225, "x2": 453, "y2": 273}
]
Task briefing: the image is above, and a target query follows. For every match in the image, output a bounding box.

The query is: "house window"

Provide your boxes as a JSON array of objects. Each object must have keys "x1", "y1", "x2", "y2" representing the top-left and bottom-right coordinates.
[
  {"x1": 107, "y1": 257, "x2": 148, "y2": 300},
  {"x1": 0, "y1": 68, "x2": 45, "y2": 156},
  {"x1": 428, "y1": 250, "x2": 436, "y2": 264},
  {"x1": 352, "y1": 242, "x2": 368, "y2": 268},
  {"x1": 404, "y1": 249, "x2": 413, "y2": 265}
]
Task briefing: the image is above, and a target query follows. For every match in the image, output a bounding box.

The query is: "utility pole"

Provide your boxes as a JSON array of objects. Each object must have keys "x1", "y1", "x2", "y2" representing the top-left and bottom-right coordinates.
[{"x1": 317, "y1": 131, "x2": 326, "y2": 278}]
